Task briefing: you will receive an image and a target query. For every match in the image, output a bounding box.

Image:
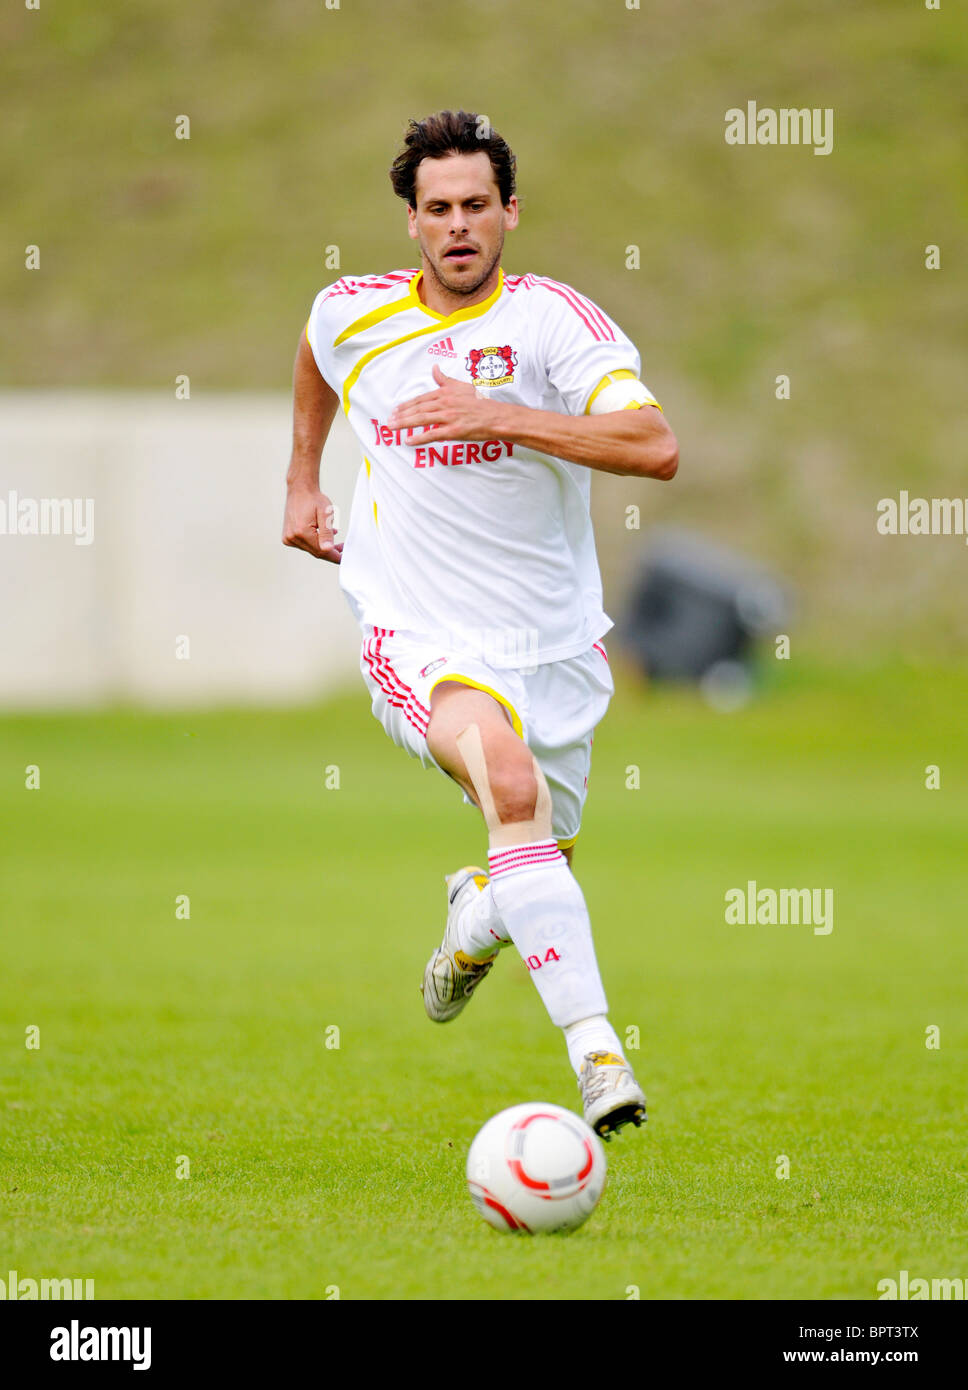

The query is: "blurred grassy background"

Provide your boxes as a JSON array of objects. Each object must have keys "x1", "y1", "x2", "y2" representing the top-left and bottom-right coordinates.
[{"x1": 2, "y1": 0, "x2": 966, "y2": 655}]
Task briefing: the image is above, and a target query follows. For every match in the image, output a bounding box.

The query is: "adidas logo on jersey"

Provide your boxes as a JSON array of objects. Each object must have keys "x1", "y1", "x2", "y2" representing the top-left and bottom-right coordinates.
[{"x1": 427, "y1": 337, "x2": 457, "y2": 358}]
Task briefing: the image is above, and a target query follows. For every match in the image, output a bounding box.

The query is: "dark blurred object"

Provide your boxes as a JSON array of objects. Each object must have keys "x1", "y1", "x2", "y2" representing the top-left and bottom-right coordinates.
[{"x1": 619, "y1": 527, "x2": 791, "y2": 705}]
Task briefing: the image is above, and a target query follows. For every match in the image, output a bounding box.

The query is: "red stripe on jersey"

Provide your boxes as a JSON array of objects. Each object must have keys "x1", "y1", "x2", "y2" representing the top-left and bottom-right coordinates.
[
  {"x1": 536, "y1": 278, "x2": 611, "y2": 341},
  {"x1": 504, "y1": 273, "x2": 615, "y2": 342},
  {"x1": 319, "y1": 271, "x2": 416, "y2": 304},
  {"x1": 546, "y1": 278, "x2": 614, "y2": 340},
  {"x1": 508, "y1": 272, "x2": 600, "y2": 334}
]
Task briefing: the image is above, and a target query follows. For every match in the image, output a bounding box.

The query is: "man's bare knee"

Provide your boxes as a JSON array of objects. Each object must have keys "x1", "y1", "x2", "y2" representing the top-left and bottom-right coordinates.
[
  {"x1": 455, "y1": 722, "x2": 552, "y2": 847},
  {"x1": 486, "y1": 757, "x2": 539, "y2": 825}
]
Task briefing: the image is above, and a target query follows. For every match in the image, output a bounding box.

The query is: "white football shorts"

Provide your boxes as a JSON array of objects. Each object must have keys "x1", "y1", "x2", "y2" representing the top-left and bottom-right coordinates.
[{"x1": 358, "y1": 624, "x2": 614, "y2": 848}]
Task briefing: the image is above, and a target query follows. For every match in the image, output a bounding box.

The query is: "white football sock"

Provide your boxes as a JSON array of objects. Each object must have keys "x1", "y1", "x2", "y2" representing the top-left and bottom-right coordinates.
[
  {"x1": 454, "y1": 880, "x2": 510, "y2": 959},
  {"x1": 563, "y1": 1016, "x2": 626, "y2": 1077},
  {"x1": 486, "y1": 840, "x2": 609, "y2": 1027}
]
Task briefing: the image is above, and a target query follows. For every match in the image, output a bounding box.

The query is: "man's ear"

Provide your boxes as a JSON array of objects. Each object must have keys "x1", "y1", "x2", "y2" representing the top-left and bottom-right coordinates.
[
  {"x1": 503, "y1": 195, "x2": 519, "y2": 232},
  {"x1": 407, "y1": 204, "x2": 419, "y2": 241}
]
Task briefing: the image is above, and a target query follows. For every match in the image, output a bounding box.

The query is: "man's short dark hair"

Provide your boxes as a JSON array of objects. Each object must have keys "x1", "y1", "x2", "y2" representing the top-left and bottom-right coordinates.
[{"x1": 389, "y1": 110, "x2": 516, "y2": 209}]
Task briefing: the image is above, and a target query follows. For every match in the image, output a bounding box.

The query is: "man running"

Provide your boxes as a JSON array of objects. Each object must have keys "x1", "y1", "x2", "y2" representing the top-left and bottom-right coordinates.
[{"x1": 283, "y1": 110, "x2": 678, "y2": 1137}]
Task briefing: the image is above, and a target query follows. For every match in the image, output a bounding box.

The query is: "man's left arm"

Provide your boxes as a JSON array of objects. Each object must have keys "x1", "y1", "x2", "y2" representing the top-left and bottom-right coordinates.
[
  {"x1": 387, "y1": 366, "x2": 678, "y2": 480},
  {"x1": 488, "y1": 396, "x2": 678, "y2": 480}
]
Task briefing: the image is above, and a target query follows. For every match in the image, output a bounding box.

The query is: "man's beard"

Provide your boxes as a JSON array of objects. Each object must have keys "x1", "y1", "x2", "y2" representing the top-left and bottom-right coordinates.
[{"x1": 425, "y1": 239, "x2": 503, "y2": 297}]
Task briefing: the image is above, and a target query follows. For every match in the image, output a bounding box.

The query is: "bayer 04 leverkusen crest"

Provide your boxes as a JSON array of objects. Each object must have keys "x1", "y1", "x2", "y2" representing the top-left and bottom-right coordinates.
[{"x1": 465, "y1": 345, "x2": 517, "y2": 388}]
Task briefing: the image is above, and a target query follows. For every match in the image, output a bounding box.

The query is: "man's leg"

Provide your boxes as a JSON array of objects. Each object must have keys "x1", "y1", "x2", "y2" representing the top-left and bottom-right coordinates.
[
  {"x1": 426, "y1": 680, "x2": 537, "y2": 835},
  {"x1": 425, "y1": 681, "x2": 645, "y2": 1136}
]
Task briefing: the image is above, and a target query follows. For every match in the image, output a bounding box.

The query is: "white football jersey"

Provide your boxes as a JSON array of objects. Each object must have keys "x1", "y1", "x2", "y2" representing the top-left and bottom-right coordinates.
[{"x1": 305, "y1": 267, "x2": 660, "y2": 668}]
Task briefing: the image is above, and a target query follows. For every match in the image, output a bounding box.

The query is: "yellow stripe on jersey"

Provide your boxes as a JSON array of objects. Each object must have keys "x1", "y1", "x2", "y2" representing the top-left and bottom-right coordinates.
[
  {"x1": 340, "y1": 270, "x2": 505, "y2": 414},
  {"x1": 405, "y1": 269, "x2": 505, "y2": 324},
  {"x1": 405, "y1": 271, "x2": 450, "y2": 324},
  {"x1": 343, "y1": 328, "x2": 443, "y2": 412},
  {"x1": 428, "y1": 673, "x2": 524, "y2": 739},
  {"x1": 336, "y1": 268, "x2": 505, "y2": 348},
  {"x1": 584, "y1": 370, "x2": 663, "y2": 415},
  {"x1": 556, "y1": 833, "x2": 579, "y2": 851},
  {"x1": 334, "y1": 293, "x2": 423, "y2": 347}
]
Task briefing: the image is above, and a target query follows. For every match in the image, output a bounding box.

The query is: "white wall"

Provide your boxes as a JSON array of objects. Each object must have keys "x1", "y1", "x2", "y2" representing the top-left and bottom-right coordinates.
[{"x1": 0, "y1": 392, "x2": 364, "y2": 708}]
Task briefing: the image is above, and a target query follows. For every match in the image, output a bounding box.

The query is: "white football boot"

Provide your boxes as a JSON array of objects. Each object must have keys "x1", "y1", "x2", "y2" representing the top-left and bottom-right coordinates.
[
  {"x1": 421, "y1": 867, "x2": 505, "y2": 1023},
  {"x1": 578, "y1": 1051, "x2": 647, "y2": 1140}
]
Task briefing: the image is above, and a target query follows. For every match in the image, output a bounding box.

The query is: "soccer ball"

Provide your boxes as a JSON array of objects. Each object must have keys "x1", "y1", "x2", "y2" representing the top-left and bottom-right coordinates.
[{"x1": 466, "y1": 1103, "x2": 607, "y2": 1234}]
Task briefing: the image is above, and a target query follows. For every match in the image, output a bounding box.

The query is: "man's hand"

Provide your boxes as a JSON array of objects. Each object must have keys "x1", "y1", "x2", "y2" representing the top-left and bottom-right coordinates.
[
  {"x1": 387, "y1": 364, "x2": 502, "y2": 443},
  {"x1": 386, "y1": 363, "x2": 678, "y2": 478},
  {"x1": 282, "y1": 485, "x2": 343, "y2": 563}
]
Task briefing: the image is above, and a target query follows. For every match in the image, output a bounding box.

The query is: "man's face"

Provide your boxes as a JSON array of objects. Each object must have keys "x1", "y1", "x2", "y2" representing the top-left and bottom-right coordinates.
[{"x1": 407, "y1": 151, "x2": 518, "y2": 295}]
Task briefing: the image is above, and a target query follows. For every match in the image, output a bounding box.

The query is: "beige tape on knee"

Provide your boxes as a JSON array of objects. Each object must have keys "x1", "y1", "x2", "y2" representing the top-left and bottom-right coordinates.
[{"x1": 455, "y1": 722, "x2": 553, "y2": 848}]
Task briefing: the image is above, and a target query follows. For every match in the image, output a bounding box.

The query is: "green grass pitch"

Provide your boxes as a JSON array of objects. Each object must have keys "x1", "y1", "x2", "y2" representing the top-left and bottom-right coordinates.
[{"x1": 1, "y1": 657, "x2": 966, "y2": 1300}]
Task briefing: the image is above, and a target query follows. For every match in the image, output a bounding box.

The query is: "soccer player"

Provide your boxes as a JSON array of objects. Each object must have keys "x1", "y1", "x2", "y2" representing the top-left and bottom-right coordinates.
[{"x1": 283, "y1": 111, "x2": 678, "y2": 1138}]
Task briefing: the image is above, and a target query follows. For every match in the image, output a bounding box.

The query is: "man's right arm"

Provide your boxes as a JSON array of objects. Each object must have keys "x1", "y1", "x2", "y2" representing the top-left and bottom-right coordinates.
[{"x1": 283, "y1": 329, "x2": 343, "y2": 563}]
